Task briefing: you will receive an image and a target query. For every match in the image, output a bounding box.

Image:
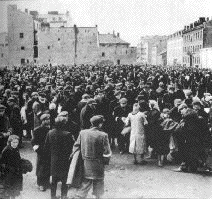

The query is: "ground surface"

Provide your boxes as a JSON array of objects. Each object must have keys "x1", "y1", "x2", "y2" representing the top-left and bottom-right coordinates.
[{"x1": 19, "y1": 140, "x2": 212, "y2": 199}]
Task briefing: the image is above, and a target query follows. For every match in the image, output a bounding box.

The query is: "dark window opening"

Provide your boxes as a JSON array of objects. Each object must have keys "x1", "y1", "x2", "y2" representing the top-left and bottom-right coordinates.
[
  {"x1": 102, "y1": 52, "x2": 105, "y2": 57},
  {"x1": 21, "y1": 59, "x2": 25, "y2": 64},
  {"x1": 20, "y1": 33, "x2": 24, "y2": 38},
  {"x1": 117, "y1": 59, "x2": 120, "y2": 65},
  {"x1": 48, "y1": 46, "x2": 50, "y2": 49},
  {"x1": 48, "y1": 59, "x2": 51, "y2": 62},
  {"x1": 34, "y1": 46, "x2": 38, "y2": 58},
  {"x1": 21, "y1": 46, "x2": 25, "y2": 50},
  {"x1": 34, "y1": 59, "x2": 36, "y2": 63},
  {"x1": 126, "y1": 50, "x2": 127, "y2": 54},
  {"x1": 27, "y1": 59, "x2": 29, "y2": 63},
  {"x1": 58, "y1": 38, "x2": 60, "y2": 41},
  {"x1": 1, "y1": 53, "x2": 3, "y2": 58}
]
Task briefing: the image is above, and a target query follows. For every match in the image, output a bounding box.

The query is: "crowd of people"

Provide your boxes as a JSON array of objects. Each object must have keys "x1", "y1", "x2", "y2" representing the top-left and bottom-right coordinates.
[{"x1": 0, "y1": 63, "x2": 212, "y2": 199}]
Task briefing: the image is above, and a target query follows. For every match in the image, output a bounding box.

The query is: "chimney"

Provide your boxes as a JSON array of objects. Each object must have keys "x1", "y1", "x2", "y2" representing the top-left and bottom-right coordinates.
[
  {"x1": 207, "y1": 17, "x2": 209, "y2": 21},
  {"x1": 187, "y1": 26, "x2": 189, "y2": 30},
  {"x1": 117, "y1": 33, "x2": 120, "y2": 37},
  {"x1": 190, "y1": 23, "x2": 193, "y2": 29},
  {"x1": 25, "y1": 9, "x2": 28, "y2": 14}
]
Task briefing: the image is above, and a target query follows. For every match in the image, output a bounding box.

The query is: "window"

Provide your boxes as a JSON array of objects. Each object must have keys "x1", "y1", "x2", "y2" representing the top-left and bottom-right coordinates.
[
  {"x1": 52, "y1": 17, "x2": 55, "y2": 21},
  {"x1": 5, "y1": 44, "x2": 8, "y2": 46},
  {"x1": 48, "y1": 46, "x2": 50, "y2": 49},
  {"x1": 58, "y1": 38, "x2": 60, "y2": 41},
  {"x1": 20, "y1": 33, "x2": 24, "y2": 38},
  {"x1": 1, "y1": 53, "x2": 3, "y2": 58},
  {"x1": 59, "y1": 17, "x2": 62, "y2": 21},
  {"x1": 126, "y1": 50, "x2": 127, "y2": 54},
  {"x1": 21, "y1": 46, "x2": 25, "y2": 50},
  {"x1": 21, "y1": 59, "x2": 25, "y2": 64},
  {"x1": 102, "y1": 52, "x2": 105, "y2": 57}
]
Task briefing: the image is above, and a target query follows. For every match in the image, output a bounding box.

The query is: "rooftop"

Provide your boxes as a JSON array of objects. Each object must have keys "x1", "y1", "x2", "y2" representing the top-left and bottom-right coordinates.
[{"x1": 99, "y1": 33, "x2": 129, "y2": 45}]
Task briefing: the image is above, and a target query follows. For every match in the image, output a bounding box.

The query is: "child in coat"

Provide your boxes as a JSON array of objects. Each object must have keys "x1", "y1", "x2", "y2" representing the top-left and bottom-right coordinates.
[{"x1": 0, "y1": 135, "x2": 23, "y2": 199}]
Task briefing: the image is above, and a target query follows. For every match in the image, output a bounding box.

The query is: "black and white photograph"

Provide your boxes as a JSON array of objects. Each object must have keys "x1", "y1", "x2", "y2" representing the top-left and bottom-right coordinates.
[{"x1": 0, "y1": 0, "x2": 212, "y2": 198}]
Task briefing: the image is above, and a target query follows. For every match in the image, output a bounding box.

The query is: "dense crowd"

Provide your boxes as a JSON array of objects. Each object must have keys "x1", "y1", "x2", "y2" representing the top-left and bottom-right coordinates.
[{"x1": 0, "y1": 64, "x2": 212, "y2": 199}]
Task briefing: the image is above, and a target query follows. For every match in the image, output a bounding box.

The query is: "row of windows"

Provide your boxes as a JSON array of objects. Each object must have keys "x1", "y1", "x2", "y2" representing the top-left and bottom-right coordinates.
[
  {"x1": 183, "y1": 44, "x2": 202, "y2": 53},
  {"x1": 184, "y1": 31, "x2": 203, "y2": 43},
  {"x1": 183, "y1": 56, "x2": 200, "y2": 64}
]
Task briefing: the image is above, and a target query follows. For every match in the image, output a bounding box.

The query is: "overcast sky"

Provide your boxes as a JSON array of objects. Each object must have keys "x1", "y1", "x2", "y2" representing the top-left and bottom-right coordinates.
[{"x1": 0, "y1": 0, "x2": 212, "y2": 46}]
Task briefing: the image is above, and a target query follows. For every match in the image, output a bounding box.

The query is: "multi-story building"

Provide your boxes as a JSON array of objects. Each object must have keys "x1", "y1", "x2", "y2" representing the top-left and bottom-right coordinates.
[
  {"x1": 7, "y1": 5, "x2": 34, "y2": 65},
  {"x1": 30, "y1": 10, "x2": 73, "y2": 28},
  {"x1": 167, "y1": 30, "x2": 183, "y2": 66},
  {"x1": 7, "y1": 5, "x2": 136, "y2": 66},
  {"x1": 0, "y1": 32, "x2": 9, "y2": 67},
  {"x1": 98, "y1": 32, "x2": 136, "y2": 65},
  {"x1": 137, "y1": 35, "x2": 167, "y2": 65},
  {"x1": 183, "y1": 17, "x2": 212, "y2": 67}
]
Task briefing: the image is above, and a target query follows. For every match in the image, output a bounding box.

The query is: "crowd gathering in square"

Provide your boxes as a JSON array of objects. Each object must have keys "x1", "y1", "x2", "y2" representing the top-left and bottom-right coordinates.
[{"x1": 0, "y1": 64, "x2": 212, "y2": 199}]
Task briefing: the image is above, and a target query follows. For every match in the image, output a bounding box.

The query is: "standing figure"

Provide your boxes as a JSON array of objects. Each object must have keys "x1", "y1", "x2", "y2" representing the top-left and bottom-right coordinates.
[
  {"x1": 125, "y1": 103, "x2": 148, "y2": 164},
  {"x1": 31, "y1": 113, "x2": 51, "y2": 191},
  {"x1": 0, "y1": 135, "x2": 23, "y2": 199},
  {"x1": 73, "y1": 115, "x2": 112, "y2": 199},
  {"x1": 44, "y1": 116, "x2": 75, "y2": 199}
]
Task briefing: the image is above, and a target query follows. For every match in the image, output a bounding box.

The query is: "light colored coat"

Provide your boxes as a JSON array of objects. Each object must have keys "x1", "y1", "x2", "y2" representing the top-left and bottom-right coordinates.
[
  {"x1": 125, "y1": 111, "x2": 148, "y2": 154},
  {"x1": 71, "y1": 127, "x2": 112, "y2": 180}
]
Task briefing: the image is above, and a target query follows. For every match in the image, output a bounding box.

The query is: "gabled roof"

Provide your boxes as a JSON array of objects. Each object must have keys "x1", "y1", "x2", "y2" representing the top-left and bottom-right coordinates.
[{"x1": 99, "y1": 34, "x2": 130, "y2": 45}]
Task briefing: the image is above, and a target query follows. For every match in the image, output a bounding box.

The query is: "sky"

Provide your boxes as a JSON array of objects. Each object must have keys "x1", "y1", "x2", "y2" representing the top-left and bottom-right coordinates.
[{"x1": 0, "y1": 0, "x2": 212, "y2": 46}]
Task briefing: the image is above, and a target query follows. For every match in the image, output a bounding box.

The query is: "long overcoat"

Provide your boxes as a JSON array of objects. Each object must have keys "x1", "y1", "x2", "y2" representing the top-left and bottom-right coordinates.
[
  {"x1": 31, "y1": 126, "x2": 50, "y2": 178},
  {"x1": 44, "y1": 128, "x2": 75, "y2": 179}
]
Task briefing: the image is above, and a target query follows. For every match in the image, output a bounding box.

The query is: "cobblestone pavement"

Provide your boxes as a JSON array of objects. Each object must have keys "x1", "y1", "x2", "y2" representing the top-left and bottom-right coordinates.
[{"x1": 19, "y1": 140, "x2": 212, "y2": 199}]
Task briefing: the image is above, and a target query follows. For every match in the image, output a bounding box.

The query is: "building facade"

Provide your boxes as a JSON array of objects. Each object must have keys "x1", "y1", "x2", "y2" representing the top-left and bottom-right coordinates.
[
  {"x1": 7, "y1": 5, "x2": 34, "y2": 65},
  {"x1": 167, "y1": 30, "x2": 183, "y2": 66},
  {"x1": 7, "y1": 5, "x2": 136, "y2": 66},
  {"x1": 183, "y1": 17, "x2": 212, "y2": 67},
  {"x1": 137, "y1": 35, "x2": 167, "y2": 65},
  {"x1": 0, "y1": 32, "x2": 9, "y2": 67},
  {"x1": 98, "y1": 33, "x2": 136, "y2": 65}
]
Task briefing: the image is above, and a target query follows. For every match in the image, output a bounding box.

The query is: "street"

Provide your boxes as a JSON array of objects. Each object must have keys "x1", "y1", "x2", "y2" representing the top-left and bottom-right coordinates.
[{"x1": 20, "y1": 140, "x2": 212, "y2": 199}]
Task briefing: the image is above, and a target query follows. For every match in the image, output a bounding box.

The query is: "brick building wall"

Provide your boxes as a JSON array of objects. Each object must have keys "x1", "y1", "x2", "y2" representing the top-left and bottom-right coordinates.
[
  {"x1": 37, "y1": 26, "x2": 98, "y2": 65},
  {"x1": 7, "y1": 5, "x2": 34, "y2": 66},
  {"x1": 98, "y1": 44, "x2": 136, "y2": 65}
]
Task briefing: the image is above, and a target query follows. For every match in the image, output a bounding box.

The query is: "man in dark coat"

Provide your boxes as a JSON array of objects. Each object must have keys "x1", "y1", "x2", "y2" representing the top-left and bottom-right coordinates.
[
  {"x1": 73, "y1": 115, "x2": 112, "y2": 199},
  {"x1": 31, "y1": 113, "x2": 51, "y2": 191},
  {"x1": 80, "y1": 99, "x2": 97, "y2": 129},
  {"x1": 113, "y1": 98, "x2": 132, "y2": 154},
  {"x1": 44, "y1": 116, "x2": 75, "y2": 199},
  {"x1": 6, "y1": 97, "x2": 23, "y2": 147},
  {"x1": 0, "y1": 104, "x2": 12, "y2": 153}
]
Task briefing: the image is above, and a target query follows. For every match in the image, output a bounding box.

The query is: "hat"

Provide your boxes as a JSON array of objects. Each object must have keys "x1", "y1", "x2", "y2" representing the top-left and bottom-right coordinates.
[
  {"x1": 7, "y1": 97, "x2": 15, "y2": 103},
  {"x1": 90, "y1": 115, "x2": 105, "y2": 126},
  {"x1": 31, "y1": 92, "x2": 38, "y2": 97},
  {"x1": 192, "y1": 99, "x2": 202, "y2": 106},
  {"x1": 40, "y1": 113, "x2": 50, "y2": 121},
  {"x1": 0, "y1": 104, "x2": 6, "y2": 110},
  {"x1": 82, "y1": 93, "x2": 90, "y2": 99},
  {"x1": 119, "y1": 97, "x2": 128, "y2": 104},
  {"x1": 58, "y1": 111, "x2": 68, "y2": 117},
  {"x1": 38, "y1": 92, "x2": 46, "y2": 98},
  {"x1": 178, "y1": 103, "x2": 188, "y2": 111},
  {"x1": 185, "y1": 90, "x2": 192, "y2": 96},
  {"x1": 87, "y1": 99, "x2": 97, "y2": 105}
]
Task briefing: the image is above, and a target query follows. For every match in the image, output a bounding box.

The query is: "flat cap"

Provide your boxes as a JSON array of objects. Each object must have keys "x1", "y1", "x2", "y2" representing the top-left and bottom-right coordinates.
[
  {"x1": 90, "y1": 115, "x2": 105, "y2": 126},
  {"x1": 87, "y1": 99, "x2": 97, "y2": 105},
  {"x1": 0, "y1": 104, "x2": 6, "y2": 110},
  {"x1": 7, "y1": 97, "x2": 15, "y2": 103},
  {"x1": 119, "y1": 97, "x2": 128, "y2": 104},
  {"x1": 58, "y1": 111, "x2": 68, "y2": 117},
  {"x1": 82, "y1": 93, "x2": 90, "y2": 99},
  {"x1": 167, "y1": 85, "x2": 175, "y2": 90},
  {"x1": 31, "y1": 92, "x2": 38, "y2": 97},
  {"x1": 40, "y1": 113, "x2": 50, "y2": 121}
]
